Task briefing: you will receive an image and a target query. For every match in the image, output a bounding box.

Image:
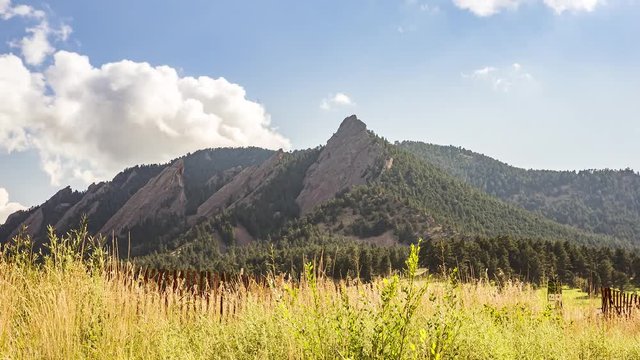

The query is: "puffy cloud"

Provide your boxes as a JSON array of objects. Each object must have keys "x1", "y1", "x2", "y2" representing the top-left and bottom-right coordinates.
[
  {"x1": 320, "y1": 92, "x2": 355, "y2": 110},
  {"x1": 452, "y1": 0, "x2": 523, "y2": 16},
  {"x1": 0, "y1": 53, "x2": 46, "y2": 152},
  {"x1": 14, "y1": 21, "x2": 54, "y2": 65},
  {"x1": 0, "y1": 52, "x2": 291, "y2": 185},
  {"x1": 452, "y1": 0, "x2": 603, "y2": 15},
  {"x1": 0, "y1": 0, "x2": 45, "y2": 20},
  {"x1": 462, "y1": 63, "x2": 534, "y2": 92},
  {"x1": 2, "y1": 0, "x2": 69, "y2": 65},
  {"x1": 0, "y1": 187, "x2": 26, "y2": 224},
  {"x1": 1, "y1": 1, "x2": 291, "y2": 186},
  {"x1": 543, "y1": 0, "x2": 601, "y2": 13}
]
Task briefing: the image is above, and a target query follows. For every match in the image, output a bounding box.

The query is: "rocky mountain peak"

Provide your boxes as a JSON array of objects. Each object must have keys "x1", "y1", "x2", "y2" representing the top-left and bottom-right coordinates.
[
  {"x1": 49, "y1": 186, "x2": 76, "y2": 203},
  {"x1": 333, "y1": 115, "x2": 367, "y2": 139},
  {"x1": 296, "y1": 115, "x2": 383, "y2": 214}
]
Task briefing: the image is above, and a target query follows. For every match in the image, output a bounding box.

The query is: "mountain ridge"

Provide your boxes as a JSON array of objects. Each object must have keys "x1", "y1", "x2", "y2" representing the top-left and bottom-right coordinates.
[
  {"x1": 399, "y1": 140, "x2": 640, "y2": 244},
  {"x1": 0, "y1": 116, "x2": 631, "y2": 261}
]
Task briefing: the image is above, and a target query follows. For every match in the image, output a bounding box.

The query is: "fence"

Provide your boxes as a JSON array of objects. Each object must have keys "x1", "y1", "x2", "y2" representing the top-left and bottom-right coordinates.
[
  {"x1": 103, "y1": 263, "x2": 348, "y2": 321},
  {"x1": 601, "y1": 287, "x2": 640, "y2": 317},
  {"x1": 104, "y1": 263, "x2": 274, "y2": 320},
  {"x1": 105, "y1": 266, "x2": 640, "y2": 320}
]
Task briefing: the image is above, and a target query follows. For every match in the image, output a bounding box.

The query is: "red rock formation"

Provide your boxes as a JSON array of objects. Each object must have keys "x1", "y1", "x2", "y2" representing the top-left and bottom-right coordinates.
[
  {"x1": 99, "y1": 159, "x2": 187, "y2": 238},
  {"x1": 296, "y1": 115, "x2": 383, "y2": 214}
]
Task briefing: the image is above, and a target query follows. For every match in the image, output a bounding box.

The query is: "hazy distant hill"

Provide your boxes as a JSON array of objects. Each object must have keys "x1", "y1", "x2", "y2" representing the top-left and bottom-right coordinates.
[
  {"x1": 399, "y1": 141, "x2": 640, "y2": 245},
  {"x1": 0, "y1": 116, "x2": 626, "y2": 267}
]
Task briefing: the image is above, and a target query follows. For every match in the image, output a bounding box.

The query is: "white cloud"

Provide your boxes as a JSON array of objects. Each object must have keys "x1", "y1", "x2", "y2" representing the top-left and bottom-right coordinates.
[
  {"x1": 2, "y1": 0, "x2": 68, "y2": 65},
  {"x1": 543, "y1": 0, "x2": 600, "y2": 13},
  {"x1": 0, "y1": 187, "x2": 26, "y2": 224},
  {"x1": 14, "y1": 21, "x2": 54, "y2": 65},
  {"x1": 0, "y1": 0, "x2": 45, "y2": 20},
  {"x1": 0, "y1": 52, "x2": 292, "y2": 185},
  {"x1": 320, "y1": 92, "x2": 355, "y2": 110},
  {"x1": 473, "y1": 66, "x2": 498, "y2": 76},
  {"x1": 404, "y1": 0, "x2": 440, "y2": 13},
  {"x1": 0, "y1": 53, "x2": 45, "y2": 152},
  {"x1": 452, "y1": 0, "x2": 524, "y2": 16},
  {"x1": 451, "y1": 0, "x2": 603, "y2": 15},
  {"x1": 462, "y1": 63, "x2": 534, "y2": 92},
  {"x1": 0, "y1": 1, "x2": 291, "y2": 187}
]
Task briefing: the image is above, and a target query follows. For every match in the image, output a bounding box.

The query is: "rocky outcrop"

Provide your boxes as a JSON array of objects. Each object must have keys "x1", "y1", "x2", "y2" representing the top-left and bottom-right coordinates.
[
  {"x1": 205, "y1": 166, "x2": 243, "y2": 188},
  {"x1": 195, "y1": 150, "x2": 285, "y2": 219},
  {"x1": 296, "y1": 115, "x2": 383, "y2": 214},
  {"x1": 53, "y1": 165, "x2": 166, "y2": 235},
  {"x1": 55, "y1": 182, "x2": 109, "y2": 232},
  {"x1": 233, "y1": 225, "x2": 255, "y2": 246},
  {"x1": 99, "y1": 159, "x2": 187, "y2": 238},
  {"x1": 2, "y1": 210, "x2": 32, "y2": 231},
  {"x1": 10, "y1": 208, "x2": 44, "y2": 239},
  {"x1": 5, "y1": 186, "x2": 83, "y2": 241}
]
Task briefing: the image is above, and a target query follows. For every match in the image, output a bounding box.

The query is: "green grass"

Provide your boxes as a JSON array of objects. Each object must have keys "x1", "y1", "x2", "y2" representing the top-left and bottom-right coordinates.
[{"x1": 1, "y1": 227, "x2": 640, "y2": 359}]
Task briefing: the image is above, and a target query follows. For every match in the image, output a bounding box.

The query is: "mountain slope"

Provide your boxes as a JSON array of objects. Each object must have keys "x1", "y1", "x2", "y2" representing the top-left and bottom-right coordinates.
[
  {"x1": 375, "y1": 144, "x2": 615, "y2": 244},
  {"x1": 56, "y1": 164, "x2": 167, "y2": 235},
  {"x1": 0, "y1": 186, "x2": 85, "y2": 245},
  {"x1": 294, "y1": 136, "x2": 618, "y2": 248},
  {"x1": 99, "y1": 159, "x2": 188, "y2": 253},
  {"x1": 399, "y1": 141, "x2": 640, "y2": 244},
  {"x1": 147, "y1": 117, "x2": 621, "y2": 271},
  {"x1": 0, "y1": 147, "x2": 274, "y2": 252},
  {"x1": 195, "y1": 150, "x2": 287, "y2": 220},
  {"x1": 296, "y1": 115, "x2": 384, "y2": 214},
  {"x1": 1, "y1": 116, "x2": 626, "y2": 265}
]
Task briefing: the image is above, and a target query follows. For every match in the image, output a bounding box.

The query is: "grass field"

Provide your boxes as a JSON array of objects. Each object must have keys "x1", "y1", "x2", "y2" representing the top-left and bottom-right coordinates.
[{"x1": 1, "y1": 229, "x2": 640, "y2": 359}]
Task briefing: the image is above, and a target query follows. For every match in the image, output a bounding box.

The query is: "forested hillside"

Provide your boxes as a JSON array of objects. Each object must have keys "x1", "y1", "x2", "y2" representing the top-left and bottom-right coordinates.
[
  {"x1": 421, "y1": 236, "x2": 639, "y2": 291},
  {"x1": 143, "y1": 231, "x2": 640, "y2": 289},
  {"x1": 139, "y1": 118, "x2": 622, "y2": 274},
  {"x1": 400, "y1": 141, "x2": 640, "y2": 244}
]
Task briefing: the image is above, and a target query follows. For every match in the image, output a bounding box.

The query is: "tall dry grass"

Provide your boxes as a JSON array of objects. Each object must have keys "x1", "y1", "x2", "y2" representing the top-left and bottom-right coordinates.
[{"x1": 1, "y1": 225, "x2": 640, "y2": 359}]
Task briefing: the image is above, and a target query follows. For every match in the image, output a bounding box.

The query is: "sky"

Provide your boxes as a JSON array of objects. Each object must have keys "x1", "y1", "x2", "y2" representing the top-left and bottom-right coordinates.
[{"x1": 1, "y1": 0, "x2": 639, "y2": 222}]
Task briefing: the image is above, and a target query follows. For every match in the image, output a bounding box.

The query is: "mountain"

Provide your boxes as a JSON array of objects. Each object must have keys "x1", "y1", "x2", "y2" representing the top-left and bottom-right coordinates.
[
  {"x1": 140, "y1": 115, "x2": 623, "y2": 273},
  {"x1": 0, "y1": 116, "x2": 627, "y2": 269},
  {"x1": 0, "y1": 186, "x2": 84, "y2": 242},
  {"x1": 398, "y1": 141, "x2": 640, "y2": 245},
  {"x1": 1, "y1": 148, "x2": 273, "y2": 253},
  {"x1": 296, "y1": 116, "x2": 384, "y2": 215}
]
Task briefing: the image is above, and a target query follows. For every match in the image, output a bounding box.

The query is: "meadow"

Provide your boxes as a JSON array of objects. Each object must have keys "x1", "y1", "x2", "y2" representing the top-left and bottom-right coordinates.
[{"x1": 1, "y1": 227, "x2": 639, "y2": 359}]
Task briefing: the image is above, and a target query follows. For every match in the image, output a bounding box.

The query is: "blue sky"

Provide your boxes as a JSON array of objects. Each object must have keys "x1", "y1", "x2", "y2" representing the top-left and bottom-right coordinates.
[{"x1": 1, "y1": 0, "x2": 639, "y2": 221}]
